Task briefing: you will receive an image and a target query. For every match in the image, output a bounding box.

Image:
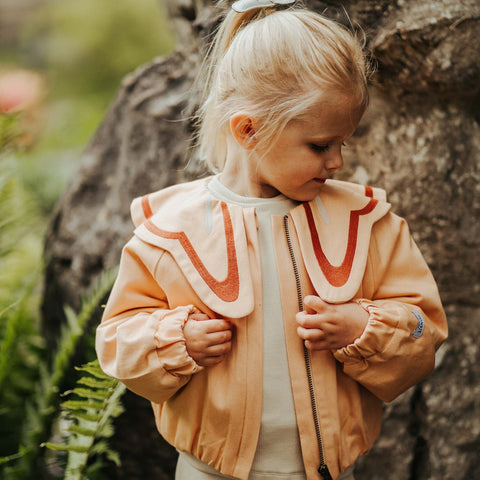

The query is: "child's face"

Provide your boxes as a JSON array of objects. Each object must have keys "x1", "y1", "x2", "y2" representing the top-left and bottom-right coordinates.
[{"x1": 251, "y1": 94, "x2": 362, "y2": 201}]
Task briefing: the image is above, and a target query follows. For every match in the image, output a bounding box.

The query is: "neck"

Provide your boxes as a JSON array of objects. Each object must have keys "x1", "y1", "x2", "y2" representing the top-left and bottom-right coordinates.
[{"x1": 220, "y1": 138, "x2": 278, "y2": 198}]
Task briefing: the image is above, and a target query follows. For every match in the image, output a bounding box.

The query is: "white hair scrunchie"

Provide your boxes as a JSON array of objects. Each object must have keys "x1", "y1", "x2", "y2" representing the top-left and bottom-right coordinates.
[{"x1": 232, "y1": 0, "x2": 295, "y2": 13}]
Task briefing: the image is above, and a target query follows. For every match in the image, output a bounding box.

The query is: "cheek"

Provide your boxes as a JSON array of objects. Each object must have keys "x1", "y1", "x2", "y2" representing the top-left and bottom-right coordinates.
[{"x1": 300, "y1": 154, "x2": 323, "y2": 172}]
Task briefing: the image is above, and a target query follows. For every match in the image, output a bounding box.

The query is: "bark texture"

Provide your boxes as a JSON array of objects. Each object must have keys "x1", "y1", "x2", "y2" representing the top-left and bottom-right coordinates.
[{"x1": 42, "y1": 0, "x2": 480, "y2": 479}]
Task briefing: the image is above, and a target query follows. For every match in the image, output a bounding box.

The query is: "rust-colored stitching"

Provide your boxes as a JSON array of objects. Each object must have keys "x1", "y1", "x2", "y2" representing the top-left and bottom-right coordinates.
[
  {"x1": 304, "y1": 198, "x2": 378, "y2": 287},
  {"x1": 144, "y1": 202, "x2": 240, "y2": 302},
  {"x1": 141, "y1": 194, "x2": 153, "y2": 219}
]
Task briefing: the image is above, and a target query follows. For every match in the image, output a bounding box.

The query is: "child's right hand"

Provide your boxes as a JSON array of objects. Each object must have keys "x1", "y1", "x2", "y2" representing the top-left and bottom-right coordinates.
[{"x1": 184, "y1": 313, "x2": 233, "y2": 367}]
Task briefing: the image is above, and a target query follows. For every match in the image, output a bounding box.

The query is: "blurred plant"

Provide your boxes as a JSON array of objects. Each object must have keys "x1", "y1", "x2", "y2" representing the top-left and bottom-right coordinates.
[
  {"x1": 42, "y1": 360, "x2": 126, "y2": 480},
  {"x1": 0, "y1": 113, "x2": 45, "y2": 312},
  {"x1": 0, "y1": 112, "x2": 47, "y2": 477},
  {"x1": 0, "y1": 113, "x2": 21, "y2": 149},
  {"x1": 0, "y1": 1, "x2": 174, "y2": 477},
  {"x1": 0, "y1": 110, "x2": 43, "y2": 321},
  {"x1": 21, "y1": 0, "x2": 175, "y2": 98},
  {"x1": 0, "y1": 269, "x2": 118, "y2": 479},
  {"x1": 1, "y1": 112, "x2": 122, "y2": 479},
  {"x1": 2, "y1": 0, "x2": 176, "y2": 214}
]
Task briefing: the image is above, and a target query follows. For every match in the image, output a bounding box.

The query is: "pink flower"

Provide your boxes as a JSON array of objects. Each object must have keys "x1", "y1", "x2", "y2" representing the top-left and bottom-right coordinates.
[{"x1": 0, "y1": 69, "x2": 46, "y2": 113}]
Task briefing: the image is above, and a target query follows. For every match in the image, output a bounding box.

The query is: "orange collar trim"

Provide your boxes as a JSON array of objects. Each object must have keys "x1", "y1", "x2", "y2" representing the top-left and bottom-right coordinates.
[
  {"x1": 303, "y1": 197, "x2": 378, "y2": 288},
  {"x1": 144, "y1": 202, "x2": 240, "y2": 302}
]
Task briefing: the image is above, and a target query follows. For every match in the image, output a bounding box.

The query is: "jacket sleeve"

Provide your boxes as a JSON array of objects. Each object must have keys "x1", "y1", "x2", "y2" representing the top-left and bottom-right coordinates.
[
  {"x1": 95, "y1": 235, "x2": 202, "y2": 404},
  {"x1": 333, "y1": 212, "x2": 448, "y2": 402}
]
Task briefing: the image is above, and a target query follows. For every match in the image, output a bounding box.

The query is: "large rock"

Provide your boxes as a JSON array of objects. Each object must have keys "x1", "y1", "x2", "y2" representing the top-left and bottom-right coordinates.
[{"x1": 42, "y1": 0, "x2": 480, "y2": 478}]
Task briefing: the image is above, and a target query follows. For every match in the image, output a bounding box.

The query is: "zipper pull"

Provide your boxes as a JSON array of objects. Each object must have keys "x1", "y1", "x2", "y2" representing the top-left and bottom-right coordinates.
[{"x1": 318, "y1": 464, "x2": 333, "y2": 480}]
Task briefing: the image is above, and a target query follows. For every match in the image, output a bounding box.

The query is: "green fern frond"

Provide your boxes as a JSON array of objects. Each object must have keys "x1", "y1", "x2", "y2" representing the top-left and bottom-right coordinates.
[
  {"x1": 0, "y1": 279, "x2": 46, "y2": 464},
  {"x1": 5, "y1": 268, "x2": 118, "y2": 478},
  {"x1": 74, "y1": 362, "x2": 113, "y2": 380},
  {"x1": 61, "y1": 399, "x2": 106, "y2": 412},
  {"x1": 0, "y1": 278, "x2": 39, "y2": 395},
  {"x1": 40, "y1": 442, "x2": 89, "y2": 454},
  {"x1": 43, "y1": 359, "x2": 126, "y2": 479},
  {"x1": 68, "y1": 388, "x2": 111, "y2": 401},
  {"x1": 76, "y1": 376, "x2": 115, "y2": 390},
  {"x1": 0, "y1": 113, "x2": 21, "y2": 153}
]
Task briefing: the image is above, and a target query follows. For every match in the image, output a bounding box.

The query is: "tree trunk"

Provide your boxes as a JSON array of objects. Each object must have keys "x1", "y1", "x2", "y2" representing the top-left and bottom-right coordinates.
[{"x1": 42, "y1": 1, "x2": 480, "y2": 478}]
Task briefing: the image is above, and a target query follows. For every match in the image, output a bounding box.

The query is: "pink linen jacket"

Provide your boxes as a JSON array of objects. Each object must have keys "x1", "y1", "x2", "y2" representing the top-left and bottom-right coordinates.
[{"x1": 95, "y1": 177, "x2": 447, "y2": 480}]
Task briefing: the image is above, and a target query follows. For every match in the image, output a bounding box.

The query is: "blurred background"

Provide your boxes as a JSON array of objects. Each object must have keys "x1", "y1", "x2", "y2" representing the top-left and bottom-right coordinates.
[
  {"x1": 0, "y1": 0, "x2": 174, "y2": 349},
  {"x1": 1, "y1": 0, "x2": 479, "y2": 478},
  {"x1": 0, "y1": 0, "x2": 174, "y2": 477}
]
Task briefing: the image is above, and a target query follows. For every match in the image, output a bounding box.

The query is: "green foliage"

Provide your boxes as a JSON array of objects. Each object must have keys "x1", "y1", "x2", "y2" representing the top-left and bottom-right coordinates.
[
  {"x1": 21, "y1": 0, "x2": 175, "y2": 98},
  {"x1": 0, "y1": 269, "x2": 118, "y2": 479},
  {"x1": 0, "y1": 1, "x2": 171, "y2": 477},
  {"x1": 0, "y1": 114, "x2": 21, "y2": 152},
  {"x1": 42, "y1": 360, "x2": 126, "y2": 479},
  {"x1": 0, "y1": 159, "x2": 45, "y2": 303},
  {"x1": 0, "y1": 115, "x2": 48, "y2": 464},
  {"x1": 4, "y1": 1, "x2": 176, "y2": 214},
  {"x1": 0, "y1": 287, "x2": 46, "y2": 465}
]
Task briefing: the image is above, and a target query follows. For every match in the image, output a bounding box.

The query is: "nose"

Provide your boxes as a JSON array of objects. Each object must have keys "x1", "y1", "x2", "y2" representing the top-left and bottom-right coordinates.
[{"x1": 325, "y1": 147, "x2": 343, "y2": 172}]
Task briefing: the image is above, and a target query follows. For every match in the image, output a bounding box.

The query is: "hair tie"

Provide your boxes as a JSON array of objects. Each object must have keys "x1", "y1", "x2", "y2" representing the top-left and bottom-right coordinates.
[{"x1": 232, "y1": 0, "x2": 295, "y2": 13}]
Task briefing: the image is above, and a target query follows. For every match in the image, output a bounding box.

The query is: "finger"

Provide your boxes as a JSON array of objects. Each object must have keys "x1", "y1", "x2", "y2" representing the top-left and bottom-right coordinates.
[
  {"x1": 199, "y1": 355, "x2": 228, "y2": 367},
  {"x1": 296, "y1": 311, "x2": 316, "y2": 328},
  {"x1": 204, "y1": 341, "x2": 232, "y2": 356},
  {"x1": 297, "y1": 326, "x2": 325, "y2": 342},
  {"x1": 296, "y1": 312, "x2": 327, "y2": 330},
  {"x1": 188, "y1": 313, "x2": 210, "y2": 321},
  {"x1": 206, "y1": 329, "x2": 232, "y2": 346},
  {"x1": 203, "y1": 319, "x2": 232, "y2": 334},
  {"x1": 303, "y1": 295, "x2": 328, "y2": 314}
]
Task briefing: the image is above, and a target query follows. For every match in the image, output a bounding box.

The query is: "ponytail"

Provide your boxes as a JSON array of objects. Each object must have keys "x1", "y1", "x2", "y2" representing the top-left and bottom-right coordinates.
[{"x1": 197, "y1": 5, "x2": 276, "y2": 114}]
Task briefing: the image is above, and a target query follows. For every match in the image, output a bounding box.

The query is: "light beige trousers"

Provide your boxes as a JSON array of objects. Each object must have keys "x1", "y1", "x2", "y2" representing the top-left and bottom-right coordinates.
[{"x1": 176, "y1": 452, "x2": 355, "y2": 480}]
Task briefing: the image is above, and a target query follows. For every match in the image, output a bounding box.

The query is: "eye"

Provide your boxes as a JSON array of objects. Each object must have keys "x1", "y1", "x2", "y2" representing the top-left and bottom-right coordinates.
[{"x1": 308, "y1": 143, "x2": 331, "y2": 153}]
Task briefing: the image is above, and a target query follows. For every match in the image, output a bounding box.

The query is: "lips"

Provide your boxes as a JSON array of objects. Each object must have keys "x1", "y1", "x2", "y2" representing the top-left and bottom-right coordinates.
[{"x1": 313, "y1": 178, "x2": 326, "y2": 184}]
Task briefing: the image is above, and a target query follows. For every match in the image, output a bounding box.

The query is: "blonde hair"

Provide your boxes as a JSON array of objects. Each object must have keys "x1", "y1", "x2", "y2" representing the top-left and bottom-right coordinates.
[{"x1": 196, "y1": 3, "x2": 371, "y2": 172}]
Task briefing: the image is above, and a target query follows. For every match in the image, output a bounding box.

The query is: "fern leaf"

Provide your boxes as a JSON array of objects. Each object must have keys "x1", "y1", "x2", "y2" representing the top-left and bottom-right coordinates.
[
  {"x1": 0, "y1": 279, "x2": 38, "y2": 395},
  {"x1": 68, "y1": 387, "x2": 111, "y2": 401},
  {"x1": 74, "y1": 362, "x2": 114, "y2": 380},
  {"x1": 9, "y1": 269, "x2": 117, "y2": 478},
  {"x1": 68, "y1": 411, "x2": 101, "y2": 423},
  {"x1": 89, "y1": 439, "x2": 121, "y2": 465},
  {"x1": 76, "y1": 376, "x2": 115, "y2": 390},
  {"x1": 44, "y1": 359, "x2": 126, "y2": 480},
  {"x1": 66, "y1": 424, "x2": 97, "y2": 437},
  {"x1": 61, "y1": 399, "x2": 105, "y2": 412},
  {"x1": 39, "y1": 442, "x2": 89, "y2": 454}
]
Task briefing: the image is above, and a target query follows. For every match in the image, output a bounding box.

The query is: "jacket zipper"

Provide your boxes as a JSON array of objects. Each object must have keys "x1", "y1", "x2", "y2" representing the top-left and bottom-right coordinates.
[{"x1": 283, "y1": 215, "x2": 332, "y2": 480}]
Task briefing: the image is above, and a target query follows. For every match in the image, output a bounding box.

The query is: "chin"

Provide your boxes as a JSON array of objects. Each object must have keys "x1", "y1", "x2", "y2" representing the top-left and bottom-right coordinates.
[
  {"x1": 296, "y1": 186, "x2": 325, "y2": 202},
  {"x1": 289, "y1": 192, "x2": 318, "y2": 203}
]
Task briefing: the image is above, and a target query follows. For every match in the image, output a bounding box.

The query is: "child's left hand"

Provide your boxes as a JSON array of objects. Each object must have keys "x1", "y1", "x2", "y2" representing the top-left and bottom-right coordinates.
[{"x1": 296, "y1": 295, "x2": 369, "y2": 351}]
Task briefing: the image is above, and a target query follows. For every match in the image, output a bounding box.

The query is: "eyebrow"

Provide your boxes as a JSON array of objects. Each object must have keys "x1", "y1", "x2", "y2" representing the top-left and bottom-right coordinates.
[{"x1": 306, "y1": 135, "x2": 345, "y2": 143}]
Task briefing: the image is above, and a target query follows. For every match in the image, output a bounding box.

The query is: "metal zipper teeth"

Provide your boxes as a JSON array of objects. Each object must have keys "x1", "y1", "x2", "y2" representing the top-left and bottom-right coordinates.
[{"x1": 283, "y1": 215, "x2": 332, "y2": 480}]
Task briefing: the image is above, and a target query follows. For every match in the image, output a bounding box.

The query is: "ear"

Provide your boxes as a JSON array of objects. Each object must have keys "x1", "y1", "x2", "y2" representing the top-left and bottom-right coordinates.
[{"x1": 229, "y1": 113, "x2": 257, "y2": 150}]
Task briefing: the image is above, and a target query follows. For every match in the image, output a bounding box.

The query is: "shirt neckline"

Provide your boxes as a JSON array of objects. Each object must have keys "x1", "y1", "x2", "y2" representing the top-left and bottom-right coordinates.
[{"x1": 207, "y1": 175, "x2": 297, "y2": 209}]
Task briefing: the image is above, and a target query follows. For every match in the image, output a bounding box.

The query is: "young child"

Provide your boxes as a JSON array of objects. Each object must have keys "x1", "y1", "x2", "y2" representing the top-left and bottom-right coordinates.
[{"x1": 95, "y1": 1, "x2": 448, "y2": 479}]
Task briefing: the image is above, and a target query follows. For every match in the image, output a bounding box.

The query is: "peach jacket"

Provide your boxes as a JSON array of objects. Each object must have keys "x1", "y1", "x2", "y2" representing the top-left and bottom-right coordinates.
[{"x1": 96, "y1": 177, "x2": 447, "y2": 480}]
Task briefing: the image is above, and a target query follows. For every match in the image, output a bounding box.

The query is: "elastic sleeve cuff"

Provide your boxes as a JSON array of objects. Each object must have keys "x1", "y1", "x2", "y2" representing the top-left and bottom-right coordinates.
[
  {"x1": 153, "y1": 305, "x2": 203, "y2": 376},
  {"x1": 333, "y1": 299, "x2": 400, "y2": 363}
]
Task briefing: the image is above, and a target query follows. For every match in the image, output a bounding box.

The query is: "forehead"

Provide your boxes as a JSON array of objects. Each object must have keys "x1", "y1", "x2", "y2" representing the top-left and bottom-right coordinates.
[{"x1": 294, "y1": 94, "x2": 363, "y2": 138}]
